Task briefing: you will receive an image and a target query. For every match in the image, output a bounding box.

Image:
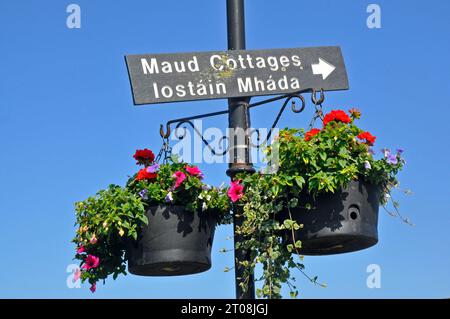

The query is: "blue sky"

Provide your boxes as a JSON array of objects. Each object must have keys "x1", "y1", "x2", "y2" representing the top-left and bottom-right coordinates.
[{"x1": 0, "y1": 0, "x2": 449, "y2": 298}]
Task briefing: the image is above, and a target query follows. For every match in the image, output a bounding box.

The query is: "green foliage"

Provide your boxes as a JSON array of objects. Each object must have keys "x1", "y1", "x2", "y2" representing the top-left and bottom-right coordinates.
[
  {"x1": 234, "y1": 109, "x2": 407, "y2": 299},
  {"x1": 269, "y1": 121, "x2": 404, "y2": 201},
  {"x1": 73, "y1": 158, "x2": 231, "y2": 292},
  {"x1": 127, "y1": 163, "x2": 230, "y2": 218},
  {"x1": 73, "y1": 185, "x2": 145, "y2": 286}
]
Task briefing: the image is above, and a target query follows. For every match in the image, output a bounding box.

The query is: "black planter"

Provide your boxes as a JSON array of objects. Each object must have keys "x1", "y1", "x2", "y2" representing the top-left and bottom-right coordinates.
[
  {"x1": 282, "y1": 180, "x2": 379, "y2": 255},
  {"x1": 127, "y1": 205, "x2": 217, "y2": 276}
]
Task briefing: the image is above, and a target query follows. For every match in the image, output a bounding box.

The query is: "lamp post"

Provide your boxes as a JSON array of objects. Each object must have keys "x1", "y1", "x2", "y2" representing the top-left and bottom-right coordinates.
[{"x1": 225, "y1": 0, "x2": 256, "y2": 300}]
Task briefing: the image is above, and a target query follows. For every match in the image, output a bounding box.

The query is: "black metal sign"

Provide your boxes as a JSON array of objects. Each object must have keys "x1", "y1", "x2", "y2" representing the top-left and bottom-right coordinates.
[{"x1": 125, "y1": 46, "x2": 348, "y2": 105}]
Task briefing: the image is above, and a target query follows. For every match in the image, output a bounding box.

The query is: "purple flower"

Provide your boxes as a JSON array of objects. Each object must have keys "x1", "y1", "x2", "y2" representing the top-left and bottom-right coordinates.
[
  {"x1": 381, "y1": 148, "x2": 390, "y2": 158},
  {"x1": 202, "y1": 184, "x2": 211, "y2": 191},
  {"x1": 165, "y1": 192, "x2": 173, "y2": 203},
  {"x1": 146, "y1": 163, "x2": 160, "y2": 173},
  {"x1": 364, "y1": 161, "x2": 372, "y2": 170},
  {"x1": 368, "y1": 148, "x2": 375, "y2": 155},
  {"x1": 387, "y1": 154, "x2": 398, "y2": 165},
  {"x1": 396, "y1": 148, "x2": 404, "y2": 155},
  {"x1": 139, "y1": 189, "x2": 148, "y2": 200}
]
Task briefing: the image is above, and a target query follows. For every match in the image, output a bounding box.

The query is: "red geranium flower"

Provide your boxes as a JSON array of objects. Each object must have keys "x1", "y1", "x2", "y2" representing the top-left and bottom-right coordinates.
[
  {"x1": 136, "y1": 168, "x2": 157, "y2": 181},
  {"x1": 357, "y1": 131, "x2": 376, "y2": 146},
  {"x1": 305, "y1": 128, "x2": 321, "y2": 141},
  {"x1": 323, "y1": 110, "x2": 351, "y2": 127},
  {"x1": 133, "y1": 149, "x2": 155, "y2": 165}
]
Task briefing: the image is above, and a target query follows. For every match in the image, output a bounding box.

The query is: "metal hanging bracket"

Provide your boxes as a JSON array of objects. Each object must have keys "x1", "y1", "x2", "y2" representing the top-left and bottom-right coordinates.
[{"x1": 159, "y1": 88, "x2": 327, "y2": 153}]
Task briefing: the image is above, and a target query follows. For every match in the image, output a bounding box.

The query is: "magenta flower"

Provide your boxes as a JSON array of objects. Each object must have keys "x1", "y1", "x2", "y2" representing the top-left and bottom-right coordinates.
[
  {"x1": 185, "y1": 166, "x2": 203, "y2": 178},
  {"x1": 173, "y1": 171, "x2": 186, "y2": 188},
  {"x1": 82, "y1": 255, "x2": 100, "y2": 270},
  {"x1": 90, "y1": 282, "x2": 96, "y2": 293},
  {"x1": 76, "y1": 245, "x2": 85, "y2": 254},
  {"x1": 228, "y1": 180, "x2": 244, "y2": 203}
]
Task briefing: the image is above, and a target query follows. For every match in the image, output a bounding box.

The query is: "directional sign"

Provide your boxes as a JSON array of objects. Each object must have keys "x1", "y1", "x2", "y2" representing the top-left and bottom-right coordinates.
[{"x1": 125, "y1": 46, "x2": 348, "y2": 105}]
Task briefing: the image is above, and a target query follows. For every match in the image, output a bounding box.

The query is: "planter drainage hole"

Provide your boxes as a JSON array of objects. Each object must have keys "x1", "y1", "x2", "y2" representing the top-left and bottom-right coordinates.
[{"x1": 348, "y1": 205, "x2": 360, "y2": 220}]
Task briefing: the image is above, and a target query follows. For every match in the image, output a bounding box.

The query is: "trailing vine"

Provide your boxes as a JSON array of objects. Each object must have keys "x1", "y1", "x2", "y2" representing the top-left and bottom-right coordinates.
[{"x1": 231, "y1": 108, "x2": 409, "y2": 298}]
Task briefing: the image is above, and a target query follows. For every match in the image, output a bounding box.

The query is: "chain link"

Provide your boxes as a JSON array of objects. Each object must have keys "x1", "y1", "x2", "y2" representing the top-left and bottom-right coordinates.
[
  {"x1": 155, "y1": 137, "x2": 172, "y2": 164},
  {"x1": 308, "y1": 89, "x2": 326, "y2": 130},
  {"x1": 308, "y1": 103, "x2": 324, "y2": 130}
]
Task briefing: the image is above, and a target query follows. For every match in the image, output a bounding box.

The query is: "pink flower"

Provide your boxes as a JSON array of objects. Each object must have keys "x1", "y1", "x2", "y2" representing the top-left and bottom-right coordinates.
[
  {"x1": 228, "y1": 180, "x2": 244, "y2": 203},
  {"x1": 89, "y1": 235, "x2": 97, "y2": 245},
  {"x1": 173, "y1": 171, "x2": 186, "y2": 188},
  {"x1": 82, "y1": 254, "x2": 100, "y2": 270},
  {"x1": 185, "y1": 165, "x2": 203, "y2": 178},
  {"x1": 90, "y1": 282, "x2": 96, "y2": 293},
  {"x1": 73, "y1": 268, "x2": 81, "y2": 283},
  {"x1": 76, "y1": 245, "x2": 85, "y2": 254}
]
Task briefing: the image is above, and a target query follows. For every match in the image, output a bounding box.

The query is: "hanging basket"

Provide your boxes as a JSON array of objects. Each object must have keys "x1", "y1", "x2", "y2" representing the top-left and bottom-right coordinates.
[
  {"x1": 127, "y1": 205, "x2": 217, "y2": 276},
  {"x1": 282, "y1": 180, "x2": 379, "y2": 255}
]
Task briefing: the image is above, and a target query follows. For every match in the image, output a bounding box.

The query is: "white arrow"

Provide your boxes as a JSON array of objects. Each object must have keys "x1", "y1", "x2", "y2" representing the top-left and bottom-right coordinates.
[{"x1": 311, "y1": 58, "x2": 336, "y2": 80}]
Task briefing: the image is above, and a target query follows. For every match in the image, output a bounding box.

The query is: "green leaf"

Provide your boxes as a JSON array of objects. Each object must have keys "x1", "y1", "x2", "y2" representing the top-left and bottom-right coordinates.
[
  {"x1": 288, "y1": 198, "x2": 299, "y2": 208},
  {"x1": 138, "y1": 214, "x2": 148, "y2": 225},
  {"x1": 319, "y1": 152, "x2": 327, "y2": 161},
  {"x1": 294, "y1": 176, "x2": 305, "y2": 188},
  {"x1": 283, "y1": 219, "x2": 293, "y2": 229}
]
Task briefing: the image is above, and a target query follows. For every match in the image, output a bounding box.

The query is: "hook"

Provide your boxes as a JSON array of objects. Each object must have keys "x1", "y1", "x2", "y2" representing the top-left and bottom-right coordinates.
[
  {"x1": 291, "y1": 94, "x2": 306, "y2": 113},
  {"x1": 159, "y1": 123, "x2": 171, "y2": 139},
  {"x1": 253, "y1": 93, "x2": 306, "y2": 148},
  {"x1": 311, "y1": 88, "x2": 325, "y2": 105}
]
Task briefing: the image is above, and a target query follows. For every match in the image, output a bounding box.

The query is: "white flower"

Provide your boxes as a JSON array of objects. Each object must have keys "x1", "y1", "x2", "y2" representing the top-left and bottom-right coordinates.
[
  {"x1": 198, "y1": 193, "x2": 204, "y2": 200},
  {"x1": 206, "y1": 195, "x2": 211, "y2": 201},
  {"x1": 202, "y1": 202, "x2": 208, "y2": 211}
]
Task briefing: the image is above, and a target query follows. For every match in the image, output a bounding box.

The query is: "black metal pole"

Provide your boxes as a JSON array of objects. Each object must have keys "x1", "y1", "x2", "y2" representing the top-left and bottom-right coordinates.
[{"x1": 226, "y1": 0, "x2": 255, "y2": 300}]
